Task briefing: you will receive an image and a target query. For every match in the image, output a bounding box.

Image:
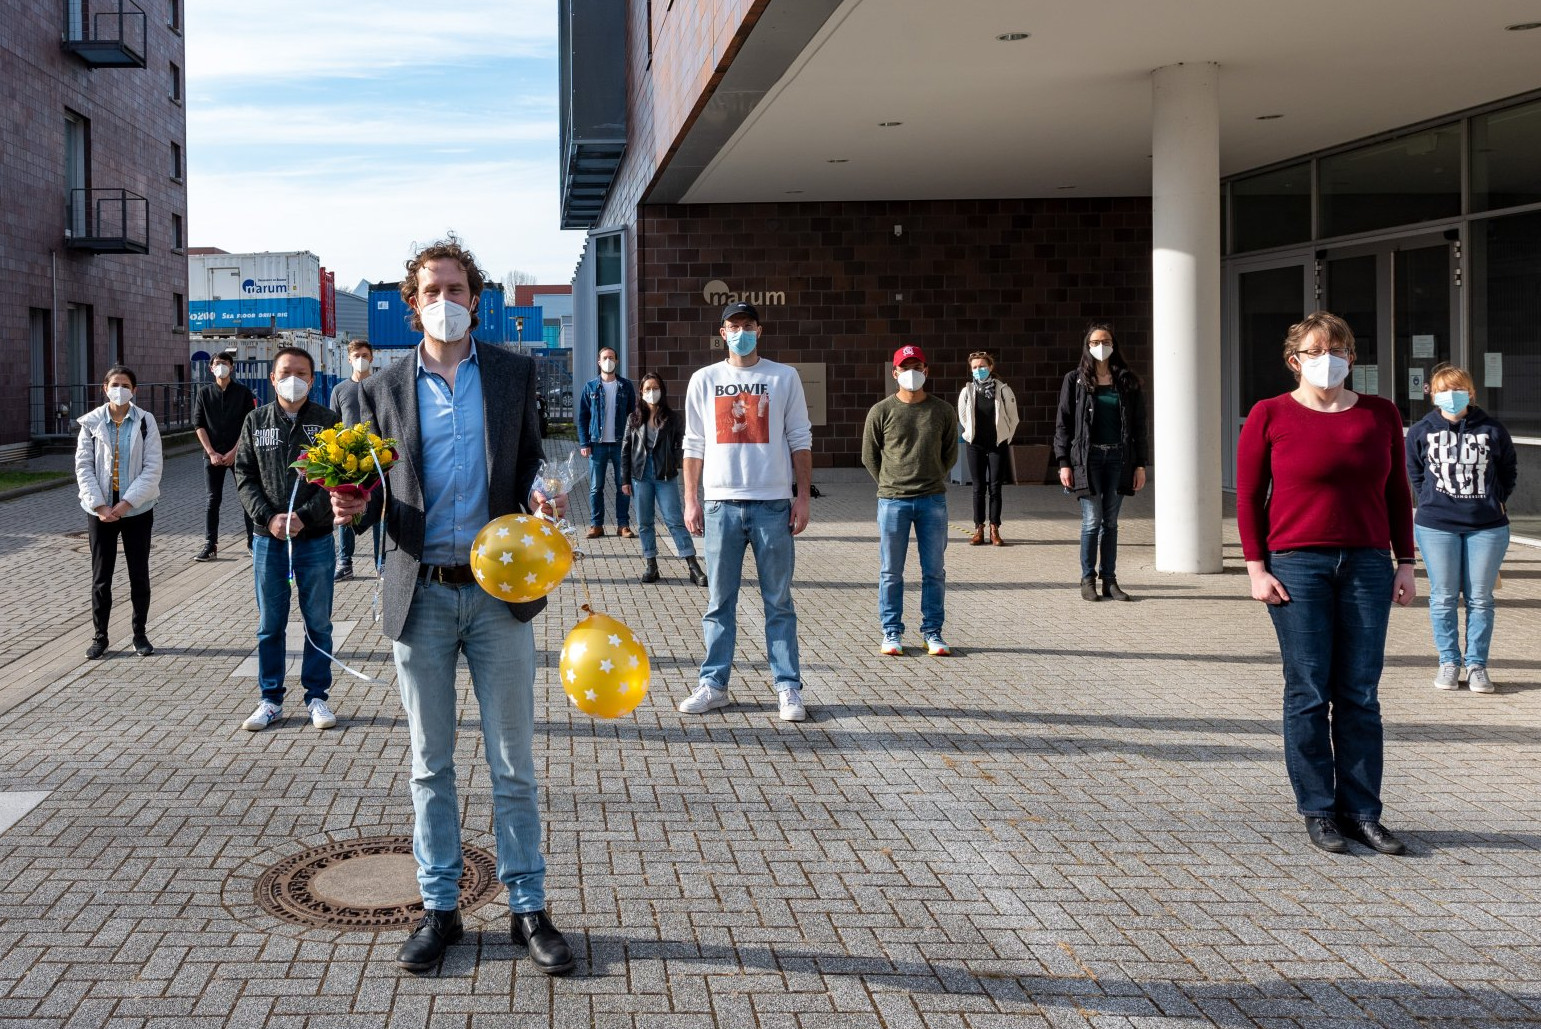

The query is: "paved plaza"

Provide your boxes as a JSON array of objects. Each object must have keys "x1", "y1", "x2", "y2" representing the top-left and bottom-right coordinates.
[{"x1": 2, "y1": 445, "x2": 1540, "y2": 1027}]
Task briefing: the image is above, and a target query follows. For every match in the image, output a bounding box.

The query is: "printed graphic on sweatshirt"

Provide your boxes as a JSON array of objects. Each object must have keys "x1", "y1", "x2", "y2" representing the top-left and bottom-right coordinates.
[
  {"x1": 1425, "y1": 428, "x2": 1492, "y2": 498},
  {"x1": 714, "y1": 382, "x2": 771, "y2": 444}
]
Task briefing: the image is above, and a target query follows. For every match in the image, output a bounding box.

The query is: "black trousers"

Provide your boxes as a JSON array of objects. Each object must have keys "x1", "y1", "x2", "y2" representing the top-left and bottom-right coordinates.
[
  {"x1": 205, "y1": 461, "x2": 253, "y2": 546},
  {"x1": 88, "y1": 510, "x2": 153, "y2": 639},
  {"x1": 966, "y1": 441, "x2": 1011, "y2": 527}
]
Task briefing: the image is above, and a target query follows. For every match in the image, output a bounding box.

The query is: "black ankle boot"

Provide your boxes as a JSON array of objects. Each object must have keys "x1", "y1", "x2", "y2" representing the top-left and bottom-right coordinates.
[
  {"x1": 1102, "y1": 578, "x2": 1131, "y2": 601},
  {"x1": 1080, "y1": 576, "x2": 1099, "y2": 601},
  {"x1": 685, "y1": 556, "x2": 708, "y2": 587},
  {"x1": 640, "y1": 558, "x2": 660, "y2": 583}
]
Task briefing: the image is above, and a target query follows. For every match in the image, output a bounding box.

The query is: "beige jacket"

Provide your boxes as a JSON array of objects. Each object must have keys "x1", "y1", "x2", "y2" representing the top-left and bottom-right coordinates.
[{"x1": 956, "y1": 379, "x2": 1019, "y2": 445}]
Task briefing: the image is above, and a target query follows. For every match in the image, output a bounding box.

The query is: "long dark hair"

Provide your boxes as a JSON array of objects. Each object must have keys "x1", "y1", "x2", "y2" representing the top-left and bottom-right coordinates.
[
  {"x1": 1075, "y1": 322, "x2": 1141, "y2": 393},
  {"x1": 629, "y1": 373, "x2": 672, "y2": 428}
]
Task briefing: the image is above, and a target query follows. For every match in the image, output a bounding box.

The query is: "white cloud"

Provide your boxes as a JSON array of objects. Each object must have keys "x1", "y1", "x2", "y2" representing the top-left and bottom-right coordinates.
[{"x1": 186, "y1": 104, "x2": 556, "y2": 148}]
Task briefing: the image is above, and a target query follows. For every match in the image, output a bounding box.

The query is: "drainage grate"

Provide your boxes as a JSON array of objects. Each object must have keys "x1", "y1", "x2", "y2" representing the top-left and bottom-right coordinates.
[{"x1": 254, "y1": 835, "x2": 500, "y2": 930}]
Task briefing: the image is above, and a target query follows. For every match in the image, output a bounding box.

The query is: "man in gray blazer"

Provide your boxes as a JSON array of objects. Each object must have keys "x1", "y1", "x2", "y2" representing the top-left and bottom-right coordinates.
[{"x1": 332, "y1": 238, "x2": 571, "y2": 976}]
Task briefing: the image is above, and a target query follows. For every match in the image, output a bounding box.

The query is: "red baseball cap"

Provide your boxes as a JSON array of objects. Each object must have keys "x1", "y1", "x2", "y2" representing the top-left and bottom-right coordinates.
[{"x1": 892, "y1": 344, "x2": 926, "y2": 368}]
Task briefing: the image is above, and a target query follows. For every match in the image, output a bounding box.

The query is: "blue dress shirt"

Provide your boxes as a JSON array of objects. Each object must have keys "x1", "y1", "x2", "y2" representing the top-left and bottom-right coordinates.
[{"x1": 416, "y1": 342, "x2": 489, "y2": 566}]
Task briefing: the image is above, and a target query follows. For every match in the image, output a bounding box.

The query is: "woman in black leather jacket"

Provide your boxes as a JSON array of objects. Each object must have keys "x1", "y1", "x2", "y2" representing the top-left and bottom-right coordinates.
[
  {"x1": 620, "y1": 374, "x2": 708, "y2": 586},
  {"x1": 1052, "y1": 323, "x2": 1148, "y2": 602}
]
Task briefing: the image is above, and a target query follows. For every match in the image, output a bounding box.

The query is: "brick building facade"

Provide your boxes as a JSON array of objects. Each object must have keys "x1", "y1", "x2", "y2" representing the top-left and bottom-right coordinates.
[{"x1": 1, "y1": 0, "x2": 190, "y2": 448}]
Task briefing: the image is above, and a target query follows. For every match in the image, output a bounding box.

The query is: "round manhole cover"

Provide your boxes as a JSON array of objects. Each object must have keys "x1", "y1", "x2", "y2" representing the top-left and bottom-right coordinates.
[{"x1": 255, "y1": 835, "x2": 500, "y2": 930}]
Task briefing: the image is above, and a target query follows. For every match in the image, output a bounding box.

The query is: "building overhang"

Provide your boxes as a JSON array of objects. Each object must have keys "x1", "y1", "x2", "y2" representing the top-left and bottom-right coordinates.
[{"x1": 558, "y1": 0, "x2": 627, "y2": 229}]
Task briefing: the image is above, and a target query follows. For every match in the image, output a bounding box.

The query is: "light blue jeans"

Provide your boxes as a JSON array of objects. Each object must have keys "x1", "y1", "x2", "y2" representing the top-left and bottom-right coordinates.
[
  {"x1": 1414, "y1": 523, "x2": 1509, "y2": 668},
  {"x1": 632, "y1": 475, "x2": 696, "y2": 560},
  {"x1": 393, "y1": 580, "x2": 544, "y2": 914},
  {"x1": 877, "y1": 494, "x2": 948, "y2": 637},
  {"x1": 700, "y1": 499, "x2": 801, "y2": 693}
]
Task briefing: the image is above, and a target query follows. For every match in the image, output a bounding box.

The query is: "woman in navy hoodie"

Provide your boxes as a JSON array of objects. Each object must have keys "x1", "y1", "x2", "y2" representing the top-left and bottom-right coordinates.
[{"x1": 1407, "y1": 364, "x2": 1517, "y2": 694}]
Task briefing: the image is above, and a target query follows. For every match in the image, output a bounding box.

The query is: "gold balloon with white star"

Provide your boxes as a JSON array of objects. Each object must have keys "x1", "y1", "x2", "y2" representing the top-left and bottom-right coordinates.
[
  {"x1": 559, "y1": 609, "x2": 650, "y2": 719},
  {"x1": 470, "y1": 513, "x2": 574, "y2": 603}
]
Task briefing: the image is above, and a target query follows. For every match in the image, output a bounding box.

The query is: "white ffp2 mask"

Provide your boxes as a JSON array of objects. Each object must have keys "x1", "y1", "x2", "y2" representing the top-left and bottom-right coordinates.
[
  {"x1": 419, "y1": 299, "x2": 472, "y2": 342},
  {"x1": 275, "y1": 376, "x2": 310, "y2": 403}
]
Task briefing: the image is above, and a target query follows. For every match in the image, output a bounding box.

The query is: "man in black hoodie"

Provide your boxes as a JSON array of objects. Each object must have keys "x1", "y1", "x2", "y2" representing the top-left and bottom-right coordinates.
[{"x1": 234, "y1": 346, "x2": 341, "y2": 732}]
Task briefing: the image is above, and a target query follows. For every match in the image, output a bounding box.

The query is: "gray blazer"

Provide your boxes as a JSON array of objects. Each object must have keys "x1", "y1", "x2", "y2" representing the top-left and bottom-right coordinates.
[{"x1": 358, "y1": 344, "x2": 547, "y2": 639}]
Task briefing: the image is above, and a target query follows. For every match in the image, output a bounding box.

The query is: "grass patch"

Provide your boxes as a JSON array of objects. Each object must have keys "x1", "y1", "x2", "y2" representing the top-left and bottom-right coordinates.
[{"x1": 0, "y1": 469, "x2": 71, "y2": 493}]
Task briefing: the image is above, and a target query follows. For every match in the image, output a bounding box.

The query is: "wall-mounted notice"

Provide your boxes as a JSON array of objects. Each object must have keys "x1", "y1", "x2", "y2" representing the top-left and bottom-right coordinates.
[
  {"x1": 1353, "y1": 364, "x2": 1379, "y2": 395},
  {"x1": 1411, "y1": 334, "x2": 1437, "y2": 359},
  {"x1": 1485, "y1": 351, "x2": 1504, "y2": 388},
  {"x1": 1408, "y1": 367, "x2": 1425, "y2": 400},
  {"x1": 787, "y1": 362, "x2": 827, "y2": 426}
]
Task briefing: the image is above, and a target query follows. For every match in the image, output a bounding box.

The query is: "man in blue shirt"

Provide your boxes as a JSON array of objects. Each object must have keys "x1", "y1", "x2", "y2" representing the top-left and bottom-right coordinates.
[
  {"x1": 576, "y1": 347, "x2": 635, "y2": 539},
  {"x1": 333, "y1": 238, "x2": 571, "y2": 977}
]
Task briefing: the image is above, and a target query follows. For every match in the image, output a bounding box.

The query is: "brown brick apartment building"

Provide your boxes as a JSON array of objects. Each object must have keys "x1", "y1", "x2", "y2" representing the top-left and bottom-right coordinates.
[{"x1": 1, "y1": 0, "x2": 190, "y2": 452}]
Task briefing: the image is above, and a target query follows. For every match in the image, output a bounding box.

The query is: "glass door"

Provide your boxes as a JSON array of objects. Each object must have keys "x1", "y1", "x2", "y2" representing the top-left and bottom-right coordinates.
[{"x1": 1224, "y1": 254, "x2": 1311, "y2": 486}]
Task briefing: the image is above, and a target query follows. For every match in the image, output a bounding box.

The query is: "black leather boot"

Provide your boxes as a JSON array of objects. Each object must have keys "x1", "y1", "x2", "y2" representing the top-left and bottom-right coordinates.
[
  {"x1": 1080, "y1": 576, "x2": 1099, "y2": 601},
  {"x1": 685, "y1": 556, "x2": 708, "y2": 587},
  {"x1": 1102, "y1": 578, "x2": 1131, "y2": 601},
  {"x1": 640, "y1": 558, "x2": 660, "y2": 583},
  {"x1": 396, "y1": 908, "x2": 463, "y2": 972},
  {"x1": 512, "y1": 909, "x2": 575, "y2": 975}
]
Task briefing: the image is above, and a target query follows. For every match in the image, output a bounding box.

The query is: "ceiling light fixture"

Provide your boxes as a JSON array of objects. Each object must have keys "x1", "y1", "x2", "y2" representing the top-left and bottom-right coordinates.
[
  {"x1": 878, "y1": 121, "x2": 902, "y2": 127},
  {"x1": 785, "y1": 189, "x2": 804, "y2": 194},
  {"x1": 1505, "y1": 21, "x2": 1541, "y2": 30},
  {"x1": 827, "y1": 158, "x2": 849, "y2": 163},
  {"x1": 1057, "y1": 185, "x2": 1076, "y2": 191},
  {"x1": 996, "y1": 32, "x2": 1030, "y2": 41},
  {"x1": 1257, "y1": 113, "x2": 1284, "y2": 120}
]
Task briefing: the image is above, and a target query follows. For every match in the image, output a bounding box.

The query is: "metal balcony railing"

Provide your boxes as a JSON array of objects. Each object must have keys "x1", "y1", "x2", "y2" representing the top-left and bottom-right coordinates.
[
  {"x1": 62, "y1": 0, "x2": 148, "y2": 68},
  {"x1": 65, "y1": 188, "x2": 150, "y2": 254},
  {"x1": 29, "y1": 382, "x2": 199, "y2": 441}
]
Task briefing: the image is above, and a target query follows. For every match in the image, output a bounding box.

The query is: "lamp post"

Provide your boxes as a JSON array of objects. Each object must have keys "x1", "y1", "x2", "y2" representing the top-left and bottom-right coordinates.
[{"x1": 514, "y1": 315, "x2": 525, "y2": 351}]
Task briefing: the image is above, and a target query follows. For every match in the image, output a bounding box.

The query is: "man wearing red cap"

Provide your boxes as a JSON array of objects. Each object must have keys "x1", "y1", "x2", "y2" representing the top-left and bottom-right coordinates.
[{"x1": 862, "y1": 345, "x2": 959, "y2": 657}]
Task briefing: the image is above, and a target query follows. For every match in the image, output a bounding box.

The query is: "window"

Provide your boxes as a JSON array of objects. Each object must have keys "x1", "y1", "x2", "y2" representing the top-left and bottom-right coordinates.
[
  {"x1": 170, "y1": 141, "x2": 182, "y2": 181},
  {"x1": 108, "y1": 317, "x2": 124, "y2": 364},
  {"x1": 1230, "y1": 163, "x2": 1311, "y2": 253},
  {"x1": 1470, "y1": 208, "x2": 1541, "y2": 436},
  {"x1": 169, "y1": 62, "x2": 181, "y2": 102},
  {"x1": 168, "y1": 0, "x2": 181, "y2": 31},
  {"x1": 171, "y1": 212, "x2": 184, "y2": 250},
  {"x1": 1471, "y1": 97, "x2": 1541, "y2": 213},
  {"x1": 174, "y1": 292, "x2": 185, "y2": 328},
  {"x1": 64, "y1": 110, "x2": 88, "y2": 236},
  {"x1": 1318, "y1": 124, "x2": 1461, "y2": 238},
  {"x1": 596, "y1": 233, "x2": 622, "y2": 286}
]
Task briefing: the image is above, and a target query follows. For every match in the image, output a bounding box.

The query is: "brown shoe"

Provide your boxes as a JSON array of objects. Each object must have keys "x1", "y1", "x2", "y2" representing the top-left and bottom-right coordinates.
[
  {"x1": 585, "y1": 526, "x2": 604, "y2": 539},
  {"x1": 968, "y1": 525, "x2": 985, "y2": 546},
  {"x1": 990, "y1": 525, "x2": 1004, "y2": 546},
  {"x1": 618, "y1": 526, "x2": 636, "y2": 539}
]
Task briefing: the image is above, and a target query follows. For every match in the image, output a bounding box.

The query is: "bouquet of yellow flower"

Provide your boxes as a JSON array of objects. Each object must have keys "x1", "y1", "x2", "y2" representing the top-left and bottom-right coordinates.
[{"x1": 292, "y1": 421, "x2": 399, "y2": 523}]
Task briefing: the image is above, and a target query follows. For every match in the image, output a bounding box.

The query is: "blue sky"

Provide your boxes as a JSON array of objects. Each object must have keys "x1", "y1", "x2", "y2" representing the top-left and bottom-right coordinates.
[{"x1": 184, "y1": 0, "x2": 585, "y2": 292}]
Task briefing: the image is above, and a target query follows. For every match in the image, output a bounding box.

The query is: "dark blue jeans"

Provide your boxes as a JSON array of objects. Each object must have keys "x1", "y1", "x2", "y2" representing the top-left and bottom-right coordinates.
[
  {"x1": 253, "y1": 534, "x2": 335, "y2": 706},
  {"x1": 587, "y1": 442, "x2": 629, "y2": 528},
  {"x1": 1266, "y1": 547, "x2": 1393, "y2": 821},
  {"x1": 1078, "y1": 445, "x2": 1124, "y2": 579}
]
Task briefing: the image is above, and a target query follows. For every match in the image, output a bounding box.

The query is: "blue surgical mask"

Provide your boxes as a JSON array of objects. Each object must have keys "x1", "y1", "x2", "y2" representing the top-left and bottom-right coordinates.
[
  {"x1": 726, "y1": 328, "x2": 757, "y2": 356},
  {"x1": 1434, "y1": 389, "x2": 1470, "y2": 416},
  {"x1": 972, "y1": 367, "x2": 990, "y2": 382}
]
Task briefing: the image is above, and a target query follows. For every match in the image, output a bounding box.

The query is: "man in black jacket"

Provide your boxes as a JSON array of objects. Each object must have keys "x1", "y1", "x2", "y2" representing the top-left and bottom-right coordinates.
[
  {"x1": 192, "y1": 351, "x2": 257, "y2": 560},
  {"x1": 234, "y1": 346, "x2": 341, "y2": 733}
]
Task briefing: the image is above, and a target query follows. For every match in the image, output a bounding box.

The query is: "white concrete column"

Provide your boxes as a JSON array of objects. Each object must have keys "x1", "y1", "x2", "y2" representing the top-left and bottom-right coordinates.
[{"x1": 1151, "y1": 62, "x2": 1223, "y2": 574}]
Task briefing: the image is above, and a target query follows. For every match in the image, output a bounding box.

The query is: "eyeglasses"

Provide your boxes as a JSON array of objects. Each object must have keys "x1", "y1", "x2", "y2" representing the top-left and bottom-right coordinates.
[
  {"x1": 1293, "y1": 347, "x2": 1351, "y2": 359},
  {"x1": 968, "y1": 351, "x2": 991, "y2": 360}
]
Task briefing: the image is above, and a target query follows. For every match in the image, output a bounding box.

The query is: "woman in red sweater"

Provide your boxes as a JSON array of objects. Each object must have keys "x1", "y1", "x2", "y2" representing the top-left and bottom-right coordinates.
[{"x1": 1237, "y1": 311, "x2": 1416, "y2": 857}]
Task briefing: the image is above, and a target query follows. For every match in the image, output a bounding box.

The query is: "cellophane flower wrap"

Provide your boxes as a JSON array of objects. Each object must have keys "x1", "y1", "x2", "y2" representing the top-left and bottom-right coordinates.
[{"x1": 291, "y1": 421, "x2": 399, "y2": 524}]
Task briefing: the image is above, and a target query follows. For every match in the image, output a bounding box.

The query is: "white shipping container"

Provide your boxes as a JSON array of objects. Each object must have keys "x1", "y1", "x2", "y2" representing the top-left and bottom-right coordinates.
[{"x1": 188, "y1": 250, "x2": 323, "y2": 304}]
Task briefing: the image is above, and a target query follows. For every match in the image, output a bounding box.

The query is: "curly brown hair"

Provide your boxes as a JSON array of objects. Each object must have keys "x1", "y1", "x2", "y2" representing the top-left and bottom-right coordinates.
[{"x1": 400, "y1": 235, "x2": 485, "y2": 333}]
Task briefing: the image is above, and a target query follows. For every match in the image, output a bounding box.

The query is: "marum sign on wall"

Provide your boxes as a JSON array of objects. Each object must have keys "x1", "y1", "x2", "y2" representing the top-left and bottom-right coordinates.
[{"x1": 702, "y1": 280, "x2": 786, "y2": 307}]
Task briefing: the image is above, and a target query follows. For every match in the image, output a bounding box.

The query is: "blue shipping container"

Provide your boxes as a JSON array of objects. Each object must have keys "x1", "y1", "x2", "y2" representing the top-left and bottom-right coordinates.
[
  {"x1": 506, "y1": 306, "x2": 544, "y2": 346},
  {"x1": 368, "y1": 284, "x2": 510, "y2": 348},
  {"x1": 189, "y1": 297, "x2": 322, "y2": 333}
]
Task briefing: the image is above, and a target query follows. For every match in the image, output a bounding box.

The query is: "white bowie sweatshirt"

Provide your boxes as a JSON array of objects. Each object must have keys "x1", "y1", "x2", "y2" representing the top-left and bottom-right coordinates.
[{"x1": 682, "y1": 357, "x2": 813, "y2": 500}]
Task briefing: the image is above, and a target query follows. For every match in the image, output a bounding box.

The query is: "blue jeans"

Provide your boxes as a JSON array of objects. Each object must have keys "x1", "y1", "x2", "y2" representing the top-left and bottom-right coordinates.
[
  {"x1": 877, "y1": 494, "x2": 948, "y2": 637},
  {"x1": 1414, "y1": 523, "x2": 1509, "y2": 667},
  {"x1": 338, "y1": 520, "x2": 382, "y2": 569},
  {"x1": 632, "y1": 476, "x2": 695, "y2": 559},
  {"x1": 700, "y1": 499, "x2": 801, "y2": 693},
  {"x1": 587, "y1": 442, "x2": 629, "y2": 528},
  {"x1": 393, "y1": 580, "x2": 545, "y2": 913},
  {"x1": 252, "y1": 534, "x2": 334, "y2": 705},
  {"x1": 1266, "y1": 547, "x2": 1393, "y2": 821},
  {"x1": 1079, "y1": 446, "x2": 1124, "y2": 579}
]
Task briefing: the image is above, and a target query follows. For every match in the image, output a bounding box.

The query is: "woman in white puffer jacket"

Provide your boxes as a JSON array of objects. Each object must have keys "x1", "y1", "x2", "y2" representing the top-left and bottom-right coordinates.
[{"x1": 74, "y1": 364, "x2": 162, "y2": 659}]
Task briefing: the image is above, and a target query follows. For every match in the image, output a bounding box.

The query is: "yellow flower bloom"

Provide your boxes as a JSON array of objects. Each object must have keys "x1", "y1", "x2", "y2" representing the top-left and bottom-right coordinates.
[
  {"x1": 344, "y1": 453, "x2": 358, "y2": 474},
  {"x1": 328, "y1": 444, "x2": 345, "y2": 463},
  {"x1": 361, "y1": 454, "x2": 375, "y2": 471}
]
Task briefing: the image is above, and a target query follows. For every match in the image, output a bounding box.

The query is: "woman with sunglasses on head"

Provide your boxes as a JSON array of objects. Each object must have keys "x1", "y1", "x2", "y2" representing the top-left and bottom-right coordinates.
[
  {"x1": 74, "y1": 365, "x2": 164, "y2": 660},
  {"x1": 1052, "y1": 323, "x2": 1148, "y2": 601},
  {"x1": 1238, "y1": 311, "x2": 1415, "y2": 857},
  {"x1": 957, "y1": 350, "x2": 1019, "y2": 546},
  {"x1": 621, "y1": 373, "x2": 708, "y2": 587},
  {"x1": 1407, "y1": 363, "x2": 1516, "y2": 694}
]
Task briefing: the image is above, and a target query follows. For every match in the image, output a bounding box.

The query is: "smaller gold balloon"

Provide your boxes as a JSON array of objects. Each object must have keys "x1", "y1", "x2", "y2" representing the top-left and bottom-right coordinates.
[
  {"x1": 470, "y1": 513, "x2": 574, "y2": 603},
  {"x1": 559, "y1": 609, "x2": 650, "y2": 719}
]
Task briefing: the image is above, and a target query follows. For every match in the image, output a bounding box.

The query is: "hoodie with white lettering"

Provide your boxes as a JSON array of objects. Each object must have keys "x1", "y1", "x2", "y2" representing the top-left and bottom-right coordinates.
[
  {"x1": 1406, "y1": 404, "x2": 1516, "y2": 533},
  {"x1": 682, "y1": 357, "x2": 813, "y2": 500}
]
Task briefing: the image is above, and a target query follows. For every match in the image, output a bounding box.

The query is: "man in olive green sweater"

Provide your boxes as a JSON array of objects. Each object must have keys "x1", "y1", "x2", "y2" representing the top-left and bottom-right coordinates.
[{"x1": 862, "y1": 345, "x2": 960, "y2": 657}]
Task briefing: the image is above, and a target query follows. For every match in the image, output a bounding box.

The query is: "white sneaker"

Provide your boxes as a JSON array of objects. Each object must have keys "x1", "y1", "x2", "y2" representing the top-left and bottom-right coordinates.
[
  {"x1": 678, "y1": 683, "x2": 729, "y2": 714},
  {"x1": 1467, "y1": 666, "x2": 1496, "y2": 694},
  {"x1": 923, "y1": 633, "x2": 952, "y2": 657},
  {"x1": 242, "y1": 701, "x2": 282, "y2": 732},
  {"x1": 307, "y1": 698, "x2": 338, "y2": 729},
  {"x1": 778, "y1": 688, "x2": 807, "y2": 722},
  {"x1": 1433, "y1": 663, "x2": 1461, "y2": 690},
  {"x1": 879, "y1": 633, "x2": 903, "y2": 656}
]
